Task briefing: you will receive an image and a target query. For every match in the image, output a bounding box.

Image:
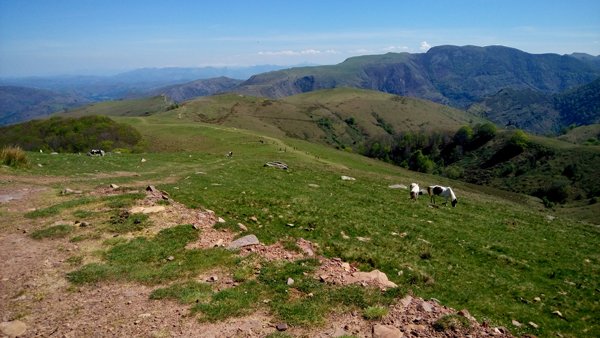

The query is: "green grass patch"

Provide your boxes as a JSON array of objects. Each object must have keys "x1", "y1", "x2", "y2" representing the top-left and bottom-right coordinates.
[
  {"x1": 68, "y1": 224, "x2": 235, "y2": 285},
  {"x1": 192, "y1": 280, "x2": 265, "y2": 322},
  {"x1": 108, "y1": 211, "x2": 152, "y2": 233},
  {"x1": 363, "y1": 306, "x2": 389, "y2": 320},
  {"x1": 25, "y1": 197, "x2": 95, "y2": 219},
  {"x1": 30, "y1": 224, "x2": 74, "y2": 239},
  {"x1": 103, "y1": 192, "x2": 145, "y2": 209},
  {"x1": 433, "y1": 314, "x2": 471, "y2": 332},
  {"x1": 150, "y1": 281, "x2": 213, "y2": 304},
  {"x1": 1, "y1": 145, "x2": 30, "y2": 168}
]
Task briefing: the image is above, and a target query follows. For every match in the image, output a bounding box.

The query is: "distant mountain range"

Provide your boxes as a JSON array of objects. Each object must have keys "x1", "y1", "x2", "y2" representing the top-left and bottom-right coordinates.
[{"x1": 1, "y1": 45, "x2": 599, "y2": 134}]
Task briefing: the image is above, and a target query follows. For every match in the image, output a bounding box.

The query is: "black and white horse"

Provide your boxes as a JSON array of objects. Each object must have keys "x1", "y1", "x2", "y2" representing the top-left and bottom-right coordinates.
[
  {"x1": 409, "y1": 183, "x2": 420, "y2": 200},
  {"x1": 427, "y1": 185, "x2": 458, "y2": 207}
]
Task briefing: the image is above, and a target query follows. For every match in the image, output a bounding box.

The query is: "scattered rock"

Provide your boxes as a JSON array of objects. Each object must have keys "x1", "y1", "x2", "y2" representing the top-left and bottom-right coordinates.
[
  {"x1": 129, "y1": 206, "x2": 166, "y2": 214},
  {"x1": 356, "y1": 236, "x2": 371, "y2": 242},
  {"x1": 37, "y1": 163, "x2": 43, "y2": 167},
  {"x1": 388, "y1": 184, "x2": 407, "y2": 190},
  {"x1": 286, "y1": 223, "x2": 294, "y2": 227},
  {"x1": 458, "y1": 309, "x2": 476, "y2": 322},
  {"x1": 138, "y1": 313, "x2": 152, "y2": 318},
  {"x1": 77, "y1": 221, "x2": 90, "y2": 227},
  {"x1": 346, "y1": 269, "x2": 397, "y2": 289},
  {"x1": 341, "y1": 175, "x2": 356, "y2": 181},
  {"x1": 0, "y1": 320, "x2": 27, "y2": 337},
  {"x1": 373, "y1": 324, "x2": 403, "y2": 338},
  {"x1": 207, "y1": 275, "x2": 219, "y2": 282},
  {"x1": 533, "y1": 296, "x2": 541, "y2": 302},
  {"x1": 552, "y1": 310, "x2": 563, "y2": 318},
  {"x1": 308, "y1": 184, "x2": 320, "y2": 188},
  {"x1": 340, "y1": 231, "x2": 350, "y2": 239},
  {"x1": 546, "y1": 215, "x2": 556, "y2": 221},
  {"x1": 238, "y1": 223, "x2": 248, "y2": 231},
  {"x1": 287, "y1": 278, "x2": 294, "y2": 286},
  {"x1": 61, "y1": 188, "x2": 82, "y2": 195},
  {"x1": 146, "y1": 185, "x2": 159, "y2": 193},
  {"x1": 109, "y1": 184, "x2": 120, "y2": 189},
  {"x1": 141, "y1": 158, "x2": 147, "y2": 163},
  {"x1": 276, "y1": 323, "x2": 288, "y2": 331},
  {"x1": 400, "y1": 295, "x2": 413, "y2": 308},
  {"x1": 528, "y1": 321, "x2": 539, "y2": 329},
  {"x1": 213, "y1": 239, "x2": 224, "y2": 247},
  {"x1": 249, "y1": 216, "x2": 258, "y2": 222},
  {"x1": 217, "y1": 217, "x2": 226, "y2": 223},
  {"x1": 227, "y1": 234, "x2": 260, "y2": 250},
  {"x1": 511, "y1": 319, "x2": 522, "y2": 327},
  {"x1": 341, "y1": 262, "x2": 351, "y2": 271},
  {"x1": 417, "y1": 301, "x2": 433, "y2": 313},
  {"x1": 167, "y1": 256, "x2": 174, "y2": 261},
  {"x1": 264, "y1": 161, "x2": 288, "y2": 170}
]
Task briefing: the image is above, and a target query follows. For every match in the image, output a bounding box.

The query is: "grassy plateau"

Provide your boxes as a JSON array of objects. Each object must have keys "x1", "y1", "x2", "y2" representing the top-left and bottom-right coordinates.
[{"x1": 2, "y1": 114, "x2": 598, "y2": 337}]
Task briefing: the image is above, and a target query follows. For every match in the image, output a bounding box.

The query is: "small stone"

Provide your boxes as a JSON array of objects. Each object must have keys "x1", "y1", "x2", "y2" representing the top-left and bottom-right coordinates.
[
  {"x1": 319, "y1": 275, "x2": 327, "y2": 282},
  {"x1": 37, "y1": 163, "x2": 43, "y2": 167},
  {"x1": 79, "y1": 221, "x2": 90, "y2": 227},
  {"x1": 417, "y1": 301, "x2": 433, "y2": 313},
  {"x1": 533, "y1": 296, "x2": 541, "y2": 302},
  {"x1": 217, "y1": 217, "x2": 226, "y2": 223},
  {"x1": 141, "y1": 158, "x2": 147, "y2": 163},
  {"x1": 129, "y1": 206, "x2": 166, "y2": 214},
  {"x1": 511, "y1": 320, "x2": 522, "y2": 327},
  {"x1": 552, "y1": 310, "x2": 563, "y2": 318},
  {"x1": 286, "y1": 223, "x2": 294, "y2": 227},
  {"x1": 458, "y1": 309, "x2": 477, "y2": 322},
  {"x1": 167, "y1": 256, "x2": 174, "y2": 261},
  {"x1": 227, "y1": 234, "x2": 260, "y2": 250},
  {"x1": 207, "y1": 275, "x2": 219, "y2": 282},
  {"x1": 109, "y1": 184, "x2": 119, "y2": 189},
  {"x1": 341, "y1": 262, "x2": 351, "y2": 271},
  {"x1": 308, "y1": 184, "x2": 320, "y2": 188},
  {"x1": 528, "y1": 321, "x2": 539, "y2": 329},
  {"x1": 373, "y1": 324, "x2": 403, "y2": 338},
  {"x1": 287, "y1": 278, "x2": 294, "y2": 286},
  {"x1": 276, "y1": 323, "x2": 288, "y2": 331},
  {"x1": 388, "y1": 184, "x2": 407, "y2": 189},
  {"x1": 138, "y1": 313, "x2": 152, "y2": 318},
  {"x1": 238, "y1": 223, "x2": 248, "y2": 231},
  {"x1": 213, "y1": 239, "x2": 224, "y2": 247},
  {"x1": 400, "y1": 295, "x2": 412, "y2": 308},
  {"x1": 0, "y1": 320, "x2": 27, "y2": 337},
  {"x1": 250, "y1": 216, "x2": 258, "y2": 222},
  {"x1": 341, "y1": 231, "x2": 350, "y2": 239},
  {"x1": 341, "y1": 175, "x2": 356, "y2": 181},
  {"x1": 308, "y1": 292, "x2": 314, "y2": 297}
]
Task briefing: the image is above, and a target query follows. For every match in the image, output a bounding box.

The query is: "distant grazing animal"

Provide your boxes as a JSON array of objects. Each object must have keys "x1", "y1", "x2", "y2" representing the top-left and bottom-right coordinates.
[
  {"x1": 226, "y1": 151, "x2": 233, "y2": 157},
  {"x1": 427, "y1": 185, "x2": 458, "y2": 207},
  {"x1": 409, "y1": 183, "x2": 420, "y2": 200},
  {"x1": 87, "y1": 149, "x2": 105, "y2": 156}
]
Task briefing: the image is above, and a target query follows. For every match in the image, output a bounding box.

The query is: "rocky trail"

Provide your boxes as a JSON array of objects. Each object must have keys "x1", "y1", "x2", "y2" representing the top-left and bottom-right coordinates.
[{"x1": 0, "y1": 175, "x2": 514, "y2": 337}]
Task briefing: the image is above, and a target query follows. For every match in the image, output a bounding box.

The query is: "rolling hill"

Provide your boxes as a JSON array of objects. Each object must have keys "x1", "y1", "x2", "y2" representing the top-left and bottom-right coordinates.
[
  {"x1": 0, "y1": 86, "x2": 90, "y2": 125},
  {"x1": 232, "y1": 45, "x2": 600, "y2": 107},
  {"x1": 149, "y1": 77, "x2": 243, "y2": 102},
  {"x1": 468, "y1": 76, "x2": 600, "y2": 135},
  {"x1": 158, "y1": 88, "x2": 485, "y2": 148}
]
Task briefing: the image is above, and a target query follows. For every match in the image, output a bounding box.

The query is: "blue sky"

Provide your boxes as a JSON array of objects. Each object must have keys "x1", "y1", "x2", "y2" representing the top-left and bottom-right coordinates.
[{"x1": 1, "y1": 0, "x2": 599, "y2": 76}]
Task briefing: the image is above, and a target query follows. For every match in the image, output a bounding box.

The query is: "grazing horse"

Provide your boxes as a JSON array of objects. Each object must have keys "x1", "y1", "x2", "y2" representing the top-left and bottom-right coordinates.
[
  {"x1": 427, "y1": 185, "x2": 458, "y2": 207},
  {"x1": 409, "y1": 183, "x2": 420, "y2": 200}
]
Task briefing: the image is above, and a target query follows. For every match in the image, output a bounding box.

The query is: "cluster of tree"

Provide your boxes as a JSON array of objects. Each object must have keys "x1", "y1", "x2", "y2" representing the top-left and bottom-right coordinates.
[
  {"x1": 0, "y1": 115, "x2": 142, "y2": 153},
  {"x1": 361, "y1": 123, "x2": 498, "y2": 175}
]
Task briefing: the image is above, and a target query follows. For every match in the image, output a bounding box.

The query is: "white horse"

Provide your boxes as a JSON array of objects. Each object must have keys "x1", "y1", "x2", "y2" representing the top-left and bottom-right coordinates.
[
  {"x1": 427, "y1": 185, "x2": 458, "y2": 207},
  {"x1": 409, "y1": 183, "x2": 420, "y2": 200}
]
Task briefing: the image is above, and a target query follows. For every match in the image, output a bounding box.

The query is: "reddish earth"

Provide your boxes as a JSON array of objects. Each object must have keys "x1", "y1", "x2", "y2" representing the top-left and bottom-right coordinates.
[{"x1": 0, "y1": 174, "x2": 513, "y2": 337}]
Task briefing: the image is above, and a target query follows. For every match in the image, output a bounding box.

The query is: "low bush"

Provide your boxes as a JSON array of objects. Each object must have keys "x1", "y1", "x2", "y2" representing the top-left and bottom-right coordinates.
[{"x1": 0, "y1": 145, "x2": 30, "y2": 168}]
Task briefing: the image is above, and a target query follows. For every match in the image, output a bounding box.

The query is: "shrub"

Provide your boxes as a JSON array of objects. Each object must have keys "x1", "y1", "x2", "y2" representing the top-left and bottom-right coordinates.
[
  {"x1": 433, "y1": 314, "x2": 470, "y2": 332},
  {"x1": 363, "y1": 306, "x2": 388, "y2": 320},
  {"x1": 0, "y1": 145, "x2": 30, "y2": 168}
]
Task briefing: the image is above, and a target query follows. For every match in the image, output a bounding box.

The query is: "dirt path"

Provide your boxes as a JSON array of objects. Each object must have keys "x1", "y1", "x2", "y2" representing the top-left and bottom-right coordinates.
[{"x1": 0, "y1": 174, "x2": 512, "y2": 337}]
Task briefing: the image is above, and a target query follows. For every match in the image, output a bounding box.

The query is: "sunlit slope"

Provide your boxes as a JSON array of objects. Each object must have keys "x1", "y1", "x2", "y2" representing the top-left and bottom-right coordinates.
[{"x1": 157, "y1": 88, "x2": 485, "y2": 147}]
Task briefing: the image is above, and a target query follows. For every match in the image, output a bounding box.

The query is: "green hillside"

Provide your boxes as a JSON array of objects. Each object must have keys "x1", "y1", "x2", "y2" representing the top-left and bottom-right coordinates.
[
  {"x1": 3, "y1": 116, "x2": 598, "y2": 337},
  {"x1": 160, "y1": 88, "x2": 484, "y2": 149},
  {"x1": 61, "y1": 95, "x2": 176, "y2": 118},
  {"x1": 558, "y1": 124, "x2": 600, "y2": 145}
]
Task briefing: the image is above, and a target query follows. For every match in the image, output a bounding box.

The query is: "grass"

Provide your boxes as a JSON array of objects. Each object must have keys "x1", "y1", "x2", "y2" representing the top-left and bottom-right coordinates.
[
  {"x1": 68, "y1": 224, "x2": 236, "y2": 285},
  {"x1": 12, "y1": 118, "x2": 599, "y2": 337},
  {"x1": 363, "y1": 306, "x2": 389, "y2": 320},
  {"x1": 433, "y1": 314, "x2": 471, "y2": 332},
  {"x1": 0, "y1": 145, "x2": 29, "y2": 168},
  {"x1": 108, "y1": 211, "x2": 152, "y2": 233},
  {"x1": 150, "y1": 280, "x2": 213, "y2": 304},
  {"x1": 30, "y1": 224, "x2": 73, "y2": 239}
]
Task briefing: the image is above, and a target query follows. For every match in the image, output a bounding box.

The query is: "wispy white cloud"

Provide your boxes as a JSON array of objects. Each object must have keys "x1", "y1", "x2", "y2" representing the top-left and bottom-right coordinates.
[
  {"x1": 420, "y1": 41, "x2": 431, "y2": 51},
  {"x1": 258, "y1": 49, "x2": 339, "y2": 56}
]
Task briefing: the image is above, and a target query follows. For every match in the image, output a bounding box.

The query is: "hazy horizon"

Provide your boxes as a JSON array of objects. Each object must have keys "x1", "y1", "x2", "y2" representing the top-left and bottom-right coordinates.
[{"x1": 1, "y1": 0, "x2": 599, "y2": 77}]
